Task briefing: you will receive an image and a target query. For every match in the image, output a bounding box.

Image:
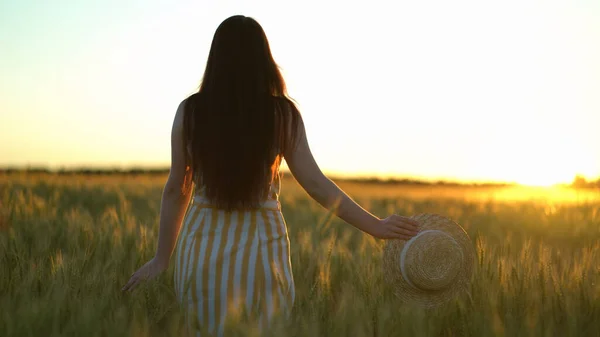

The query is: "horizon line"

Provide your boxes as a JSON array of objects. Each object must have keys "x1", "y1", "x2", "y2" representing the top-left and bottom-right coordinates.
[{"x1": 2, "y1": 165, "x2": 592, "y2": 188}]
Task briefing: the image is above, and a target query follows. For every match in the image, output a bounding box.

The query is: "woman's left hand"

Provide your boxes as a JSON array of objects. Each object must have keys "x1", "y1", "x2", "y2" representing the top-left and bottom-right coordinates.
[{"x1": 122, "y1": 258, "x2": 168, "y2": 292}]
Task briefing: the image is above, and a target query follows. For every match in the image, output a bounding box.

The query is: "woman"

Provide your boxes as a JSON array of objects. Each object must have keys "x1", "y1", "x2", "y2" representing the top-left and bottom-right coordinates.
[{"x1": 122, "y1": 15, "x2": 420, "y2": 336}]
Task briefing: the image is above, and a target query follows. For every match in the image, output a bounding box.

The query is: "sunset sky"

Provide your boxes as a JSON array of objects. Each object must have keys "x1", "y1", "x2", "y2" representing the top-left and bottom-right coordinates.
[{"x1": 1, "y1": 0, "x2": 599, "y2": 186}]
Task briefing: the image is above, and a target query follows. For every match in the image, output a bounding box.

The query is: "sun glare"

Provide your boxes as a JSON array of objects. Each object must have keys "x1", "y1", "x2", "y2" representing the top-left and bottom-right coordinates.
[
  {"x1": 511, "y1": 169, "x2": 574, "y2": 187},
  {"x1": 486, "y1": 135, "x2": 594, "y2": 187},
  {"x1": 515, "y1": 177, "x2": 563, "y2": 187}
]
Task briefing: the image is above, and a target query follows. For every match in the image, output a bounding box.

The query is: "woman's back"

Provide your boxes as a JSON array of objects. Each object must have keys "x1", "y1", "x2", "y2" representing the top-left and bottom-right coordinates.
[
  {"x1": 184, "y1": 92, "x2": 296, "y2": 210},
  {"x1": 192, "y1": 160, "x2": 283, "y2": 209},
  {"x1": 175, "y1": 92, "x2": 295, "y2": 335}
]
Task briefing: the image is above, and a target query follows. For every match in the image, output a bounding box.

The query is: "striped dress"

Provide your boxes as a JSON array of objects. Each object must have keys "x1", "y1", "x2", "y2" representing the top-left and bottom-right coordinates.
[{"x1": 173, "y1": 172, "x2": 295, "y2": 336}]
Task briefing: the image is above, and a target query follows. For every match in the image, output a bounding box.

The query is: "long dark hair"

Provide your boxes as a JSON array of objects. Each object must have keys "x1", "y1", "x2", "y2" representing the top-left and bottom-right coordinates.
[{"x1": 182, "y1": 15, "x2": 301, "y2": 211}]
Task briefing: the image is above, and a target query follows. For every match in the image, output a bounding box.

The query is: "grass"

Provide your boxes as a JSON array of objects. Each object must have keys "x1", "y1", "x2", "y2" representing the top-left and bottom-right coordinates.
[{"x1": 1, "y1": 173, "x2": 600, "y2": 336}]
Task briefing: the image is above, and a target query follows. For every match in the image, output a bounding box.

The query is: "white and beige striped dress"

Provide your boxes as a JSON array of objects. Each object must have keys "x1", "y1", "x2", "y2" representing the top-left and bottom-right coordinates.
[{"x1": 173, "y1": 172, "x2": 294, "y2": 336}]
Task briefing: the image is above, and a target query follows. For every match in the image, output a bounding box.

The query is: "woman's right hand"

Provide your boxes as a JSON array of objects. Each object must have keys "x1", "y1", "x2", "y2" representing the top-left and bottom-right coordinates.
[{"x1": 370, "y1": 215, "x2": 420, "y2": 240}]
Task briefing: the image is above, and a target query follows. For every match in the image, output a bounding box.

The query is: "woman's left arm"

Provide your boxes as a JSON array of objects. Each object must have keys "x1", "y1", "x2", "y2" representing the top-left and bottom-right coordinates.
[{"x1": 122, "y1": 100, "x2": 193, "y2": 292}]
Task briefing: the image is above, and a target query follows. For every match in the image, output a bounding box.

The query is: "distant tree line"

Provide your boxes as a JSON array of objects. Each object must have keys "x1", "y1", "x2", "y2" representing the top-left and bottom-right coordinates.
[
  {"x1": 0, "y1": 167, "x2": 170, "y2": 176},
  {"x1": 4, "y1": 167, "x2": 598, "y2": 189},
  {"x1": 0, "y1": 167, "x2": 600, "y2": 188},
  {"x1": 0, "y1": 166, "x2": 516, "y2": 187},
  {"x1": 329, "y1": 176, "x2": 512, "y2": 188}
]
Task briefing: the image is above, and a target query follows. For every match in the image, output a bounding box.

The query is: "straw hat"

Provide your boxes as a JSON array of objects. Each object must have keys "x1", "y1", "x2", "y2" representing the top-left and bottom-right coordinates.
[{"x1": 383, "y1": 213, "x2": 475, "y2": 308}]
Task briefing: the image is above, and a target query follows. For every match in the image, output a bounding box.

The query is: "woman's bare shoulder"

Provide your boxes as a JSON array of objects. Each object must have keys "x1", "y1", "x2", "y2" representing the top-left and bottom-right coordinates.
[{"x1": 182, "y1": 92, "x2": 203, "y2": 108}]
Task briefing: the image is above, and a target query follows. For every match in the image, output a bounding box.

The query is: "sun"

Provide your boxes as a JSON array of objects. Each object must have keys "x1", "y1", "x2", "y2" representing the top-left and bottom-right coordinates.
[{"x1": 483, "y1": 140, "x2": 590, "y2": 188}]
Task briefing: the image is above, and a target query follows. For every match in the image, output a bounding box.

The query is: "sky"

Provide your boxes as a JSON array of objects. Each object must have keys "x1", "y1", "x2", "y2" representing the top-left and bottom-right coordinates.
[{"x1": 1, "y1": 0, "x2": 599, "y2": 186}]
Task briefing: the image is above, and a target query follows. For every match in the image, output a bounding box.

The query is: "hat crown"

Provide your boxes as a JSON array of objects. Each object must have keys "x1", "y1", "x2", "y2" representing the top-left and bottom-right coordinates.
[{"x1": 400, "y1": 230, "x2": 464, "y2": 291}]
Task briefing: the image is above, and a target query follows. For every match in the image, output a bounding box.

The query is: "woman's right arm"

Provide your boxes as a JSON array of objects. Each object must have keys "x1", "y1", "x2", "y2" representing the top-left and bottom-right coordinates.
[{"x1": 283, "y1": 114, "x2": 420, "y2": 240}]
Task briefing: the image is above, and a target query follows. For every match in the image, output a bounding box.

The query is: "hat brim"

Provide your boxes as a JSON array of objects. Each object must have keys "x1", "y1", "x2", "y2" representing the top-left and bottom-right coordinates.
[{"x1": 382, "y1": 213, "x2": 476, "y2": 308}]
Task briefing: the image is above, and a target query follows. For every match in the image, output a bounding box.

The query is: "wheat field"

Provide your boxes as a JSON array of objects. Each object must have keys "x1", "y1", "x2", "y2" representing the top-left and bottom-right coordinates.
[{"x1": 1, "y1": 173, "x2": 600, "y2": 337}]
